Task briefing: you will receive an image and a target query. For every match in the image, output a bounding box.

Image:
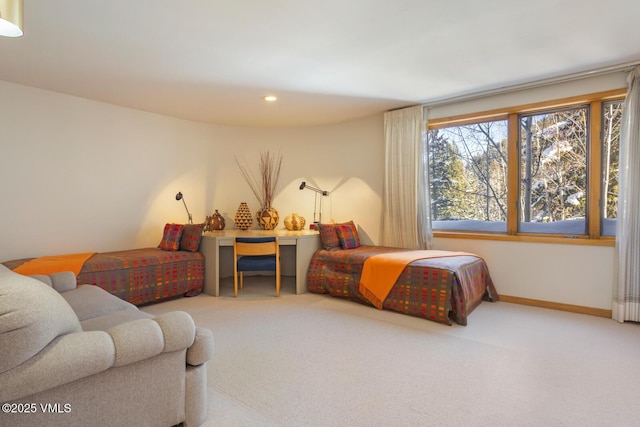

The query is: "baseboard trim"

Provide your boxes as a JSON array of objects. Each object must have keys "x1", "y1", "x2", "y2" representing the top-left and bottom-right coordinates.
[{"x1": 499, "y1": 295, "x2": 612, "y2": 318}]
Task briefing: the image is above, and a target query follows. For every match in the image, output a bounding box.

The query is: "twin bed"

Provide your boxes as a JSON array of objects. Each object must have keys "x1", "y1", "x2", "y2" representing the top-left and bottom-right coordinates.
[
  {"x1": 3, "y1": 248, "x2": 204, "y2": 306},
  {"x1": 307, "y1": 222, "x2": 498, "y2": 326},
  {"x1": 2, "y1": 224, "x2": 205, "y2": 306}
]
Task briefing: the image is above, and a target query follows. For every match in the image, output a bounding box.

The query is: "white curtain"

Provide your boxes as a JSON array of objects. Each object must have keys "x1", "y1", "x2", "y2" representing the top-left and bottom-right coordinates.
[
  {"x1": 381, "y1": 105, "x2": 432, "y2": 249},
  {"x1": 613, "y1": 66, "x2": 640, "y2": 322}
]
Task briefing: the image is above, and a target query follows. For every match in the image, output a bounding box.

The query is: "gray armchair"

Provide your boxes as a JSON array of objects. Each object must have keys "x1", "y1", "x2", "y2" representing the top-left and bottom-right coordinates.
[{"x1": 0, "y1": 265, "x2": 213, "y2": 427}]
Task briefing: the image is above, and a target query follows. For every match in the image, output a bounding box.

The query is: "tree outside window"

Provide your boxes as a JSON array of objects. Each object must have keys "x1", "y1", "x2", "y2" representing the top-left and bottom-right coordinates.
[
  {"x1": 519, "y1": 106, "x2": 588, "y2": 234},
  {"x1": 601, "y1": 100, "x2": 623, "y2": 236},
  {"x1": 428, "y1": 120, "x2": 508, "y2": 232},
  {"x1": 427, "y1": 90, "x2": 623, "y2": 241}
]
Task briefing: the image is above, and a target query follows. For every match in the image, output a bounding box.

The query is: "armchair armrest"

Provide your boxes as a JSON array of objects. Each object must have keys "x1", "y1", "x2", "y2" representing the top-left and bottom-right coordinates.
[
  {"x1": 107, "y1": 311, "x2": 198, "y2": 367},
  {"x1": 0, "y1": 331, "x2": 114, "y2": 403},
  {"x1": 154, "y1": 311, "x2": 196, "y2": 352},
  {"x1": 187, "y1": 327, "x2": 214, "y2": 366},
  {"x1": 107, "y1": 318, "x2": 165, "y2": 367},
  {"x1": 1, "y1": 310, "x2": 212, "y2": 404}
]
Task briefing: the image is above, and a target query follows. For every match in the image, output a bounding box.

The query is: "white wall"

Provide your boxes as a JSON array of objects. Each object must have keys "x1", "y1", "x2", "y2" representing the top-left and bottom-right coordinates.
[
  {"x1": 0, "y1": 80, "x2": 384, "y2": 261},
  {"x1": 0, "y1": 71, "x2": 625, "y2": 311},
  {"x1": 433, "y1": 238, "x2": 614, "y2": 310},
  {"x1": 203, "y1": 117, "x2": 384, "y2": 245},
  {"x1": 427, "y1": 71, "x2": 628, "y2": 119}
]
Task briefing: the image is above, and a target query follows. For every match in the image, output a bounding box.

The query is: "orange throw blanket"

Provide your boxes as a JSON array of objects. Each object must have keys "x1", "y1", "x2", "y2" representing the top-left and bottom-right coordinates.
[
  {"x1": 13, "y1": 252, "x2": 96, "y2": 277},
  {"x1": 358, "y1": 250, "x2": 475, "y2": 309}
]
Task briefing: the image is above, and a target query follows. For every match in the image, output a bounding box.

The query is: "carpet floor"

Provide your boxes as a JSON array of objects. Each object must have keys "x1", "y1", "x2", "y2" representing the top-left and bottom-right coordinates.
[{"x1": 142, "y1": 276, "x2": 640, "y2": 427}]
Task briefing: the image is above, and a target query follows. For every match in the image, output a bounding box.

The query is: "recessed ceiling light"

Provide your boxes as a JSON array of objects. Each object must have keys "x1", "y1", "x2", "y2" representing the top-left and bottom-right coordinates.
[{"x1": 264, "y1": 95, "x2": 277, "y2": 102}]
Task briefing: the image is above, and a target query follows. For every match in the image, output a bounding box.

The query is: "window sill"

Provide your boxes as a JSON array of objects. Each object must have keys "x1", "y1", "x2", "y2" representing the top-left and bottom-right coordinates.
[{"x1": 433, "y1": 231, "x2": 615, "y2": 247}]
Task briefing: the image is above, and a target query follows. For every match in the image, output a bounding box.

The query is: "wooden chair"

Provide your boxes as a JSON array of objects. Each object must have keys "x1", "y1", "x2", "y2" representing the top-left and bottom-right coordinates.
[{"x1": 233, "y1": 237, "x2": 280, "y2": 297}]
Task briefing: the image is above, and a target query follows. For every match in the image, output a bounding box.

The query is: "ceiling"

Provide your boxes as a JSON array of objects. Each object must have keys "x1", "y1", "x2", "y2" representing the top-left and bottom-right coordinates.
[{"x1": 1, "y1": 1, "x2": 639, "y2": 127}]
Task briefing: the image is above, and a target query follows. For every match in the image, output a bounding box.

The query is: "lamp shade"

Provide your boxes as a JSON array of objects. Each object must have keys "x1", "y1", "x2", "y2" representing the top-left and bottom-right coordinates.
[{"x1": 0, "y1": 0, "x2": 23, "y2": 37}]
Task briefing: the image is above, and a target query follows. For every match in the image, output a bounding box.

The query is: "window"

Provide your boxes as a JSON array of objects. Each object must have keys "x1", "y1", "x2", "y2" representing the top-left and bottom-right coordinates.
[
  {"x1": 518, "y1": 106, "x2": 588, "y2": 235},
  {"x1": 427, "y1": 90, "x2": 625, "y2": 242},
  {"x1": 428, "y1": 120, "x2": 508, "y2": 232}
]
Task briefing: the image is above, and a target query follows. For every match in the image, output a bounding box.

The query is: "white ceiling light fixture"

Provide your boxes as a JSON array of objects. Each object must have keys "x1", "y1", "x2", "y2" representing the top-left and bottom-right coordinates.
[
  {"x1": 263, "y1": 95, "x2": 277, "y2": 102},
  {"x1": 0, "y1": 0, "x2": 23, "y2": 37}
]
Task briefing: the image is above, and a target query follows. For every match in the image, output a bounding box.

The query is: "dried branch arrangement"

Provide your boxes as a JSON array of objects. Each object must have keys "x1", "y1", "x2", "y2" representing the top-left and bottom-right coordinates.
[{"x1": 235, "y1": 150, "x2": 283, "y2": 208}]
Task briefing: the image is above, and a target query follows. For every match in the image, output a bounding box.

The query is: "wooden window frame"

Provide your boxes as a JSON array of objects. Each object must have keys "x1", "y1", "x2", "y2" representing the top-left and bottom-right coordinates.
[{"x1": 428, "y1": 89, "x2": 626, "y2": 246}]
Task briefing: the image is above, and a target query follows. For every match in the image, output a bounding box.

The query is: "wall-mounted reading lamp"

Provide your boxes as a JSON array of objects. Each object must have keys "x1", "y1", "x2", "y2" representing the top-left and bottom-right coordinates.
[
  {"x1": 299, "y1": 181, "x2": 328, "y2": 227},
  {"x1": 175, "y1": 192, "x2": 193, "y2": 224},
  {"x1": 0, "y1": 0, "x2": 24, "y2": 37}
]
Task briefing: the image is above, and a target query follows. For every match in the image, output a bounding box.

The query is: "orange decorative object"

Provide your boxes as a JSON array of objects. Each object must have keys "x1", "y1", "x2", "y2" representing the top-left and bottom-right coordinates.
[{"x1": 284, "y1": 213, "x2": 306, "y2": 230}]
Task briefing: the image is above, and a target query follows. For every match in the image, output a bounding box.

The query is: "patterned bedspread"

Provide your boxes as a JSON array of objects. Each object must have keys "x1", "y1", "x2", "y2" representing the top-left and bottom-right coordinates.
[
  {"x1": 307, "y1": 246, "x2": 498, "y2": 325},
  {"x1": 4, "y1": 248, "x2": 204, "y2": 306}
]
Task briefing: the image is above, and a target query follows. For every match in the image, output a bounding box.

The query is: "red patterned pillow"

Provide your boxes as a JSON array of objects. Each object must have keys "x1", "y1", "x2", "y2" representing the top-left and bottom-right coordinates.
[
  {"x1": 158, "y1": 223, "x2": 184, "y2": 251},
  {"x1": 336, "y1": 221, "x2": 360, "y2": 249},
  {"x1": 318, "y1": 223, "x2": 341, "y2": 250},
  {"x1": 180, "y1": 224, "x2": 204, "y2": 252}
]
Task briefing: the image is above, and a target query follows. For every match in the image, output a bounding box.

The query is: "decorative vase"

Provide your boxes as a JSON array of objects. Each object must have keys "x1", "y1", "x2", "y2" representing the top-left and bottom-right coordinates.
[
  {"x1": 210, "y1": 209, "x2": 225, "y2": 230},
  {"x1": 234, "y1": 202, "x2": 253, "y2": 230},
  {"x1": 256, "y1": 206, "x2": 279, "y2": 230},
  {"x1": 284, "y1": 213, "x2": 306, "y2": 231}
]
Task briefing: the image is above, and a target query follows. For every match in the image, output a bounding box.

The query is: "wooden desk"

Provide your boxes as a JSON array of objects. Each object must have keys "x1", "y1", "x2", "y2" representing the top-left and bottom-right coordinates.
[{"x1": 199, "y1": 229, "x2": 321, "y2": 296}]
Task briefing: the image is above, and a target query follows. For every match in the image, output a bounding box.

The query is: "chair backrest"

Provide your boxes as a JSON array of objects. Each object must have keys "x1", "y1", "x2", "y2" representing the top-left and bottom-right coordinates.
[{"x1": 234, "y1": 237, "x2": 279, "y2": 257}]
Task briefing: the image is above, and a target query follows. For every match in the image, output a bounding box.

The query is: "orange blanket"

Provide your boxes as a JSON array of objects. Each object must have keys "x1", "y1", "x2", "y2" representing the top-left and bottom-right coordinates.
[
  {"x1": 358, "y1": 250, "x2": 475, "y2": 309},
  {"x1": 13, "y1": 252, "x2": 96, "y2": 277}
]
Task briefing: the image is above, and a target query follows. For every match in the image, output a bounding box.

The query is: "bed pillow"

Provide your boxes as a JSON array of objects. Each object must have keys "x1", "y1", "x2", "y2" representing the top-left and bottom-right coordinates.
[
  {"x1": 180, "y1": 223, "x2": 204, "y2": 252},
  {"x1": 336, "y1": 221, "x2": 361, "y2": 249},
  {"x1": 318, "y1": 223, "x2": 341, "y2": 251},
  {"x1": 159, "y1": 223, "x2": 184, "y2": 251}
]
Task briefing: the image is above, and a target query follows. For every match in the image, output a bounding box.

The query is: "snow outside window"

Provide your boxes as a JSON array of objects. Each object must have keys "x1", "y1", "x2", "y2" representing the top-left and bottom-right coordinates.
[
  {"x1": 428, "y1": 120, "x2": 508, "y2": 233},
  {"x1": 427, "y1": 91, "x2": 622, "y2": 239},
  {"x1": 601, "y1": 100, "x2": 623, "y2": 236},
  {"x1": 518, "y1": 106, "x2": 588, "y2": 235}
]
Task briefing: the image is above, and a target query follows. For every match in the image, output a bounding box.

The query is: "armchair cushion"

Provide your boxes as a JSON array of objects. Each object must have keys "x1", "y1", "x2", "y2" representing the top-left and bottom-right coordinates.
[
  {"x1": 0, "y1": 271, "x2": 81, "y2": 374},
  {"x1": 30, "y1": 271, "x2": 77, "y2": 292},
  {"x1": 63, "y1": 284, "x2": 139, "y2": 322}
]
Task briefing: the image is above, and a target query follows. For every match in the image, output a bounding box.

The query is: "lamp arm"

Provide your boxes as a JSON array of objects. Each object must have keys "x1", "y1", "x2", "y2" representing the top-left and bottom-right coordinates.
[
  {"x1": 299, "y1": 181, "x2": 329, "y2": 196},
  {"x1": 175, "y1": 192, "x2": 193, "y2": 224},
  {"x1": 299, "y1": 182, "x2": 328, "y2": 227},
  {"x1": 182, "y1": 200, "x2": 193, "y2": 224},
  {"x1": 302, "y1": 185, "x2": 329, "y2": 196}
]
